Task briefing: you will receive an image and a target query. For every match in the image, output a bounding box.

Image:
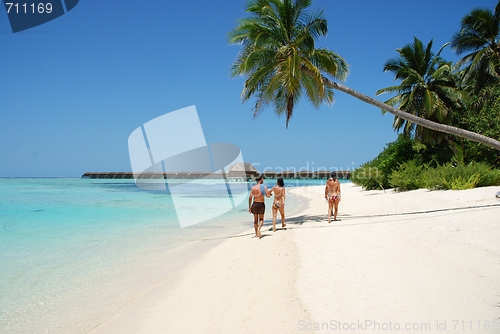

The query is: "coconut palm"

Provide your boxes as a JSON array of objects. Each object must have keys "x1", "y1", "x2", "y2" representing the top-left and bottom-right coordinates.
[
  {"x1": 228, "y1": 0, "x2": 348, "y2": 128},
  {"x1": 376, "y1": 37, "x2": 464, "y2": 144},
  {"x1": 451, "y1": 1, "x2": 500, "y2": 93},
  {"x1": 229, "y1": 0, "x2": 500, "y2": 150}
]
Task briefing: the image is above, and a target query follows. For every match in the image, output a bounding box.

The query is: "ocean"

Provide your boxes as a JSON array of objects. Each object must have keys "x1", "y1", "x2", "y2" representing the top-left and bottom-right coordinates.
[{"x1": 0, "y1": 177, "x2": 341, "y2": 333}]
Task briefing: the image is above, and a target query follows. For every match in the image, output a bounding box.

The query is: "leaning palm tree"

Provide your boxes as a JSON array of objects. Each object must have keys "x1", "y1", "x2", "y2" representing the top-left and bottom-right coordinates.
[
  {"x1": 228, "y1": 0, "x2": 348, "y2": 128},
  {"x1": 451, "y1": 1, "x2": 500, "y2": 93},
  {"x1": 229, "y1": 0, "x2": 500, "y2": 150},
  {"x1": 376, "y1": 37, "x2": 464, "y2": 144}
]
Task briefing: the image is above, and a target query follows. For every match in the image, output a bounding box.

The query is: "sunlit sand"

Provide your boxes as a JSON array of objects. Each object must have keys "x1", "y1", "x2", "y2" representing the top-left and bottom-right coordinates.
[{"x1": 91, "y1": 183, "x2": 500, "y2": 333}]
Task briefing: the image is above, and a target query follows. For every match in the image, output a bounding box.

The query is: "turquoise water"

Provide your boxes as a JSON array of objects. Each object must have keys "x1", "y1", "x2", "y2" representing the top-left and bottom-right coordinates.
[{"x1": 0, "y1": 177, "x2": 341, "y2": 333}]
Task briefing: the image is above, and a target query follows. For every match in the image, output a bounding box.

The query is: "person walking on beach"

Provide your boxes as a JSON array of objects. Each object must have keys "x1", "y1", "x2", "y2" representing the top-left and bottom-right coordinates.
[
  {"x1": 269, "y1": 177, "x2": 286, "y2": 232},
  {"x1": 249, "y1": 174, "x2": 270, "y2": 238},
  {"x1": 325, "y1": 173, "x2": 341, "y2": 223}
]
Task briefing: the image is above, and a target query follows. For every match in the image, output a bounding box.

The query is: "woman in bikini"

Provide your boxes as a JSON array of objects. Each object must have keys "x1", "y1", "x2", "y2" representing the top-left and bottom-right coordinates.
[
  {"x1": 325, "y1": 173, "x2": 341, "y2": 223},
  {"x1": 269, "y1": 177, "x2": 286, "y2": 232}
]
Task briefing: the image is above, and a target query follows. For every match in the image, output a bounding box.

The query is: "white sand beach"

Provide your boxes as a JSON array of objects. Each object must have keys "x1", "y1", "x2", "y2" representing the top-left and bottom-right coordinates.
[{"x1": 91, "y1": 183, "x2": 500, "y2": 334}]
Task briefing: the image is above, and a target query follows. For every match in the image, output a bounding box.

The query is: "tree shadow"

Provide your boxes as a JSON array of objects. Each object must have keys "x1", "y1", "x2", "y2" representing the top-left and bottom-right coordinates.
[{"x1": 201, "y1": 202, "x2": 500, "y2": 241}]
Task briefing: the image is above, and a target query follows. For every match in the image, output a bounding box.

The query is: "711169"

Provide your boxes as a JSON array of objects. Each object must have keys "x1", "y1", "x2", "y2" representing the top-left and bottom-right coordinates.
[
  {"x1": 2, "y1": 0, "x2": 79, "y2": 33},
  {"x1": 5, "y1": 2, "x2": 53, "y2": 14}
]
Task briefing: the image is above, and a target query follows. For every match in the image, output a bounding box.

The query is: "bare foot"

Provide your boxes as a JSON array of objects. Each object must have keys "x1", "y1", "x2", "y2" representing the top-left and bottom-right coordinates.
[
  {"x1": 282, "y1": 223, "x2": 286, "y2": 228},
  {"x1": 273, "y1": 228, "x2": 277, "y2": 232}
]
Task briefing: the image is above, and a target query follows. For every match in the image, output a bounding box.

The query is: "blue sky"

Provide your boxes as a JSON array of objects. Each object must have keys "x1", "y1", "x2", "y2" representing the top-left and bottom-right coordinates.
[{"x1": 0, "y1": 0, "x2": 496, "y2": 177}]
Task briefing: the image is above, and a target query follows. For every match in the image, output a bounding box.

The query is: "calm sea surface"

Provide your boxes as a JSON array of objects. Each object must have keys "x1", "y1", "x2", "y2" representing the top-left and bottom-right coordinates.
[{"x1": 0, "y1": 178, "x2": 343, "y2": 333}]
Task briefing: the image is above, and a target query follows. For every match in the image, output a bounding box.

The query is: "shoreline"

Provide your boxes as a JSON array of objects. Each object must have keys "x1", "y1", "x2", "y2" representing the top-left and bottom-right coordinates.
[
  {"x1": 1, "y1": 178, "x2": 309, "y2": 334},
  {"x1": 87, "y1": 184, "x2": 311, "y2": 333},
  {"x1": 90, "y1": 183, "x2": 500, "y2": 333}
]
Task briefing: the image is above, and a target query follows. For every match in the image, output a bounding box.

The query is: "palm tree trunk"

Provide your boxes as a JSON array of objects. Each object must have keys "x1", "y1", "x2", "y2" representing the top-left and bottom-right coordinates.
[{"x1": 313, "y1": 72, "x2": 500, "y2": 151}]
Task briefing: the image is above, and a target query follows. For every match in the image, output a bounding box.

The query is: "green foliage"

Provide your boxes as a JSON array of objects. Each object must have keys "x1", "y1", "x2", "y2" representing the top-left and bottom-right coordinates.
[
  {"x1": 445, "y1": 173, "x2": 481, "y2": 190},
  {"x1": 228, "y1": 0, "x2": 348, "y2": 128},
  {"x1": 451, "y1": 1, "x2": 500, "y2": 92},
  {"x1": 351, "y1": 135, "x2": 415, "y2": 190},
  {"x1": 352, "y1": 136, "x2": 500, "y2": 191},
  {"x1": 353, "y1": 3, "x2": 500, "y2": 192},
  {"x1": 424, "y1": 162, "x2": 500, "y2": 190},
  {"x1": 351, "y1": 135, "x2": 453, "y2": 190},
  {"x1": 376, "y1": 37, "x2": 462, "y2": 144},
  {"x1": 455, "y1": 84, "x2": 500, "y2": 167},
  {"x1": 351, "y1": 166, "x2": 385, "y2": 191},
  {"x1": 389, "y1": 159, "x2": 425, "y2": 191}
]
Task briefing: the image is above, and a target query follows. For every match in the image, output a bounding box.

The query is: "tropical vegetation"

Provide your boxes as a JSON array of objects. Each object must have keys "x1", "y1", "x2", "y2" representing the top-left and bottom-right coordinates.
[
  {"x1": 350, "y1": 135, "x2": 500, "y2": 191},
  {"x1": 376, "y1": 38, "x2": 463, "y2": 146},
  {"x1": 351, "y1": 1, "x2": 500, "y2": 191},
  {"x1": 229, "y1": 0, "x2": 500, "y2": 191},
  {"x1": 228, "y1": 0, "x2": 348, "y2": 128},
  {"x1": 229, "y1": 0, "x2": 500, "y2": 150},
  {"x1": 452, "y1": 2, "x2": 500, "y2": 94}
]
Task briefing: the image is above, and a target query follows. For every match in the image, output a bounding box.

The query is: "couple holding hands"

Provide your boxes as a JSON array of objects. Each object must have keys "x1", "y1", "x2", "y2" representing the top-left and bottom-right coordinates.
[{"x1": 248, "y1": 175, "x2": 286, "y2": 238}]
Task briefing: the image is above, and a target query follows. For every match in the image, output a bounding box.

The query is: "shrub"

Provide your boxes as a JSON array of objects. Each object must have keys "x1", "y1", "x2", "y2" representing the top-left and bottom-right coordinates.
[
  {"x1": 424, "y1": 162, "x2": 500, "y2": 190},
  {"x1": 351, "y1": 165, "x2": 386, "y2": 190},
  {"x1": 352, "y1": 135, "x2": 499, "y2": 191},
  {"x1": 443, "y1": 173, "x2": 481, "y2": 190},
  {"x1": 423, "y1": 167, "x2": 447, "y2": 190},
  {"x1": 351, "y1": 135, "x2": 416, "y2": 190},
  {"x1": 389, "y1": 159, "x2": 425, "y2": 191},
  {"x1": 456, "y1": 84, "x2": 500, "y2": 168}
]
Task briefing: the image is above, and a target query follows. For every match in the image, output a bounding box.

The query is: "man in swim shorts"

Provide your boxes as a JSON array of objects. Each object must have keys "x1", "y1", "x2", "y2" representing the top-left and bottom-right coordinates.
[
  {"x1": 249, "y1": 174, "x2": 270, "y2": 238},
  {"x1": 325, "y1": 172, "x2": 341, "y2": 223}
]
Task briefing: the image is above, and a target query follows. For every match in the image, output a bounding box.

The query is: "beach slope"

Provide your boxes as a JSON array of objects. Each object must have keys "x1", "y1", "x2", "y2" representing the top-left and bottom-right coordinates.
[{"x1": 91, "y1": 183, "x2": 500, "y2": 333}]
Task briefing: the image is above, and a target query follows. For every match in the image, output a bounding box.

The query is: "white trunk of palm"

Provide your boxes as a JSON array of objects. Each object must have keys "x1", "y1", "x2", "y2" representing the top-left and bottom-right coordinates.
[{"x1": 321, "y1": 77, "x2": 500, "y2": 151}]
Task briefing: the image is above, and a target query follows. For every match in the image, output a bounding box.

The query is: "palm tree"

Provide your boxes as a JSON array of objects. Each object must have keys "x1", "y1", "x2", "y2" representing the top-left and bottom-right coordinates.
[
  {"x1": 451, "y1": 1, "x2": 500, "y2": 93},
  {"x1": 376, "y1": 37, "x2": 464, "y2": 145},
  {"x1": 229, "y1": 0, "x2": 500, "y2": 151},
  {"x1": 228, "y1": 0, "x2": 348, "y2": 128}
]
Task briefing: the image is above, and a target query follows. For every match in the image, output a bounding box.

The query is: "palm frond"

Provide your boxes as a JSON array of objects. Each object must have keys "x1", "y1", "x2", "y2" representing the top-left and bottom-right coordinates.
[{"x1": 228, "y1": 0, "x2": 349, "y2": 128}]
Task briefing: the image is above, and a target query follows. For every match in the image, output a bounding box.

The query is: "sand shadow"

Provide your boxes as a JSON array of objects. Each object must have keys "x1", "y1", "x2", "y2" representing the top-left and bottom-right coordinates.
[{"x1": 202, "y1": 203, "x2": 500, "y2": 241}]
